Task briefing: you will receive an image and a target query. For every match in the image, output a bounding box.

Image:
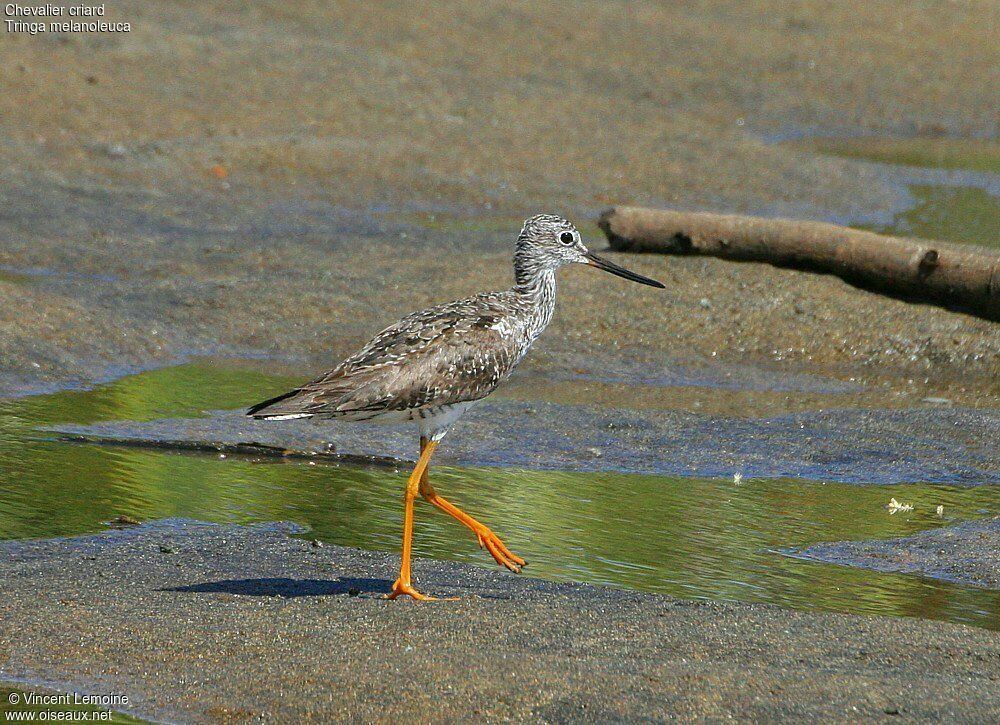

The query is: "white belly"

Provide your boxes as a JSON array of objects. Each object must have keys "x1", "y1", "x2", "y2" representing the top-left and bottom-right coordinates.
[
  {"x1": 416, "y1": 401, "x2": 478, "y2": 440},
  {"x1": 324, "y1": 400, "x2": 479, "y2": 440}
]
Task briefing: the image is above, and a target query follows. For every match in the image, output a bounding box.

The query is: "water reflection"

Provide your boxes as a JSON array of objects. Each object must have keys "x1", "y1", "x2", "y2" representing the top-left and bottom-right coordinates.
[{"x1": 0, "y1": 365, "x2": 997, "y2": 630}]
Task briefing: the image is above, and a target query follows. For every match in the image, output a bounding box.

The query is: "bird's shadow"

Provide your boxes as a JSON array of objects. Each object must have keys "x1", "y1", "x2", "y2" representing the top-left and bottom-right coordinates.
[{"x1": 162, "y1": 577, "x2": 391, "y2": 598}]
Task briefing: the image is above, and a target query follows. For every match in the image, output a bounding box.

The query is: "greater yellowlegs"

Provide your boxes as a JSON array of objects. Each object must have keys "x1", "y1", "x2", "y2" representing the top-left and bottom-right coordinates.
[{"x1": 248, "y1": 214, "x2": 664, "y2": 600}]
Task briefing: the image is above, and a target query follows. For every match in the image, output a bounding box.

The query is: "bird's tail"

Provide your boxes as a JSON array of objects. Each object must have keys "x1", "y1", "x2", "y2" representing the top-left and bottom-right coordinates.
[{"x1": 246, "y1": 389, "x2": 313, "y2": 420}]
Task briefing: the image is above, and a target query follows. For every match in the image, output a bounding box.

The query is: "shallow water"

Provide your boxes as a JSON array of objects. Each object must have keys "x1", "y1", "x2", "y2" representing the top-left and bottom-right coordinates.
[
  {"x1": 799, "y1": 136, "x2": 1000, "y2": 175},
  {"x1": 870, "y1": 184, "x2": 998, "y2": 249},
  {"x1": 787, "y1": 136, "x2": 1000, "y2": 249},
  {"x1": 1, "y1": 364, "x2": 997, "y2": 630}
]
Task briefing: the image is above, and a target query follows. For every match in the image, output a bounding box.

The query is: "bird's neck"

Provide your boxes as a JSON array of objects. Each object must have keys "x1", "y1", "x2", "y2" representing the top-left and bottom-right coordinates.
[{"x1": 512, "y1": 264, "x2": 556, "y2": 340}]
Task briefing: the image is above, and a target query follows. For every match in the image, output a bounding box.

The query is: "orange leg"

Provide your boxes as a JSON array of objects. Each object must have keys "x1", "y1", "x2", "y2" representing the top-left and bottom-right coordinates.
[
  {"x1": 385, "y1": 439, "x2": 450, "y2": 601},
  {"x1": 418, "y1": 436, "x2": 527, "y2": 573}
]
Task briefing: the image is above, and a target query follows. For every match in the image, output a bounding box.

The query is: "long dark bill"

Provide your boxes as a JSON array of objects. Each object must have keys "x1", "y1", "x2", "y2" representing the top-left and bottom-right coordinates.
[{"x1": 584, "y1": 252, "x2": 665, "y2": 288}]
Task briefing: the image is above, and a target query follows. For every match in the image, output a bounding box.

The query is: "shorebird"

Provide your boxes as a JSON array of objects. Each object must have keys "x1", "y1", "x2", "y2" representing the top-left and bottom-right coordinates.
[{"x1": 248, "y1": 214, "x2": 664, "y2": 600}]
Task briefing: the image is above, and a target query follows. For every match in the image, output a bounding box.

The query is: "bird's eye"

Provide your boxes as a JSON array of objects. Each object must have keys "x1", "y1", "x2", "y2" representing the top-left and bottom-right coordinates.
[{"x1": 559, "y1": 231, "x2": 575, "y2": 245}]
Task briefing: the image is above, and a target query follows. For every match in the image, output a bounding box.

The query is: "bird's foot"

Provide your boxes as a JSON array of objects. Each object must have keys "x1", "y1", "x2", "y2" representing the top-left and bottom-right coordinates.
[
  {"x1": 475, "y1": 528, "x2": 527, "y2": 573},
  {"x1": 384, "y1": 578, "x2": 457, "y2": 601}
]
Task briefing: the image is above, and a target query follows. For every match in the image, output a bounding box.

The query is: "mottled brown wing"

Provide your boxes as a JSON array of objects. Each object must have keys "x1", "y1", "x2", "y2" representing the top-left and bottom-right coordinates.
[{"x1": 248, "y1": 299, "x2": 522, "y2": 419}]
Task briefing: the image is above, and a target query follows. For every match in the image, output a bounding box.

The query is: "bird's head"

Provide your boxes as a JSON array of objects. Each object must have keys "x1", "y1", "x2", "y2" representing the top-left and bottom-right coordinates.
[{"x1": 515, "y1": 214, "x2": 664, "y2": 288}]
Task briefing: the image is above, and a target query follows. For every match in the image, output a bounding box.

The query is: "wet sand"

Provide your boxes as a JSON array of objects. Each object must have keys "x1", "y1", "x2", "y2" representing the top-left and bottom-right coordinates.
[
  {"x1": 0, "y1": 1, "x2": 997, "y2": 400},
  {"x1": 50, "y1": 401, "x2": 1000, "y2": 484},
  {"x1": 1, "y1": 520, "x2": 998, "y2": 722},
  {"x1": 797, "y1": 517, "x2": 1000, "y2": 589}
]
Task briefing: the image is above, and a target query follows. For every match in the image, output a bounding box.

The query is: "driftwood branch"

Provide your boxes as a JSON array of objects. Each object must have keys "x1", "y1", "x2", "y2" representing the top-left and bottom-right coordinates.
[{"x1": 597, "y1": 206, "x2": 1000, "y2": 320}]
